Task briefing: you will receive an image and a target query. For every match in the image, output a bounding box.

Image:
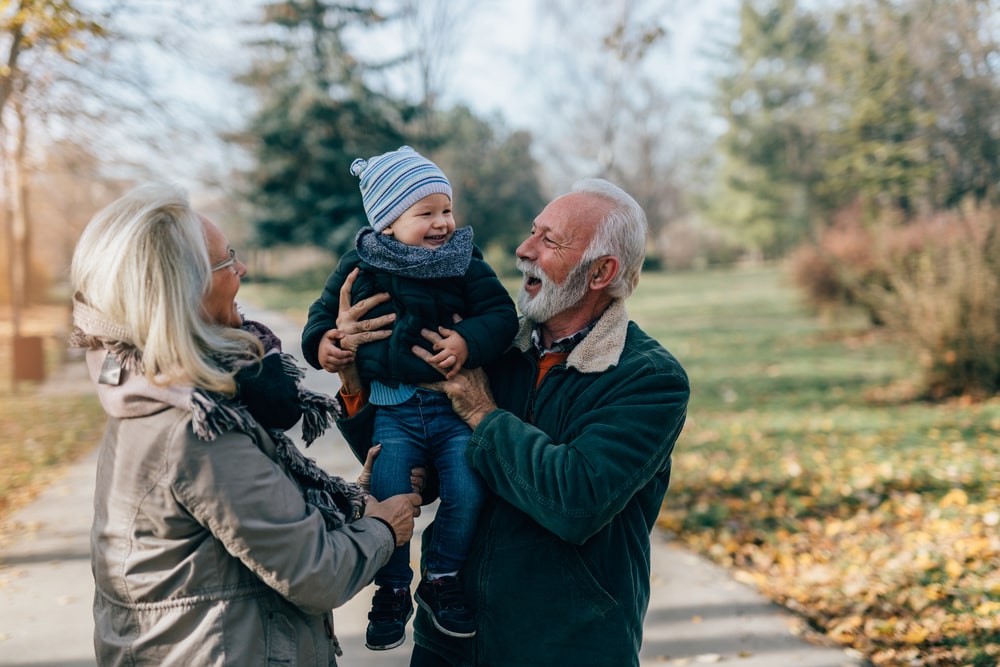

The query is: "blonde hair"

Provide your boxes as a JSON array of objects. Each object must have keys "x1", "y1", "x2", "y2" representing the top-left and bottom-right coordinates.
[{"x1": 71, "y1": 182, "x2": 259, "y2": 393}]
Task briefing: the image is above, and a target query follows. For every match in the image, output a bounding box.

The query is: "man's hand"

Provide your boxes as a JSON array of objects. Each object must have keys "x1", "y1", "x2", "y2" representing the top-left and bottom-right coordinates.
[
  {"x1": 364, "y1": 493, "x2": 422, "y2": 547},
  {"x1": 434, "y1": 367, "x2": 497, "y2": 430}
]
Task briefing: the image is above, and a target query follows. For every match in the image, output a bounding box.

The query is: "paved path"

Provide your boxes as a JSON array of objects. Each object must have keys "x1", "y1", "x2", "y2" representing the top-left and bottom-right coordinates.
[{"x1": 0, "y1": 305, "x2": 864, "y2": 667}]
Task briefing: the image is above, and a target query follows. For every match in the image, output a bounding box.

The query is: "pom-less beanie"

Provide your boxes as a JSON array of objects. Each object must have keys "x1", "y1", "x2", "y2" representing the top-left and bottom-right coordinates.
[{"x1": 350, "y1": 146, "x2": 452, "y2": 233}]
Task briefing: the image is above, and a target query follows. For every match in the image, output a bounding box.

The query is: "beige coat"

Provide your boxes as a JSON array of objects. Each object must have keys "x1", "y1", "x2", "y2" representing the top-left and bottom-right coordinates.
[{"x1": 89, "y1": 351, "x2": 393, "y2": 666}]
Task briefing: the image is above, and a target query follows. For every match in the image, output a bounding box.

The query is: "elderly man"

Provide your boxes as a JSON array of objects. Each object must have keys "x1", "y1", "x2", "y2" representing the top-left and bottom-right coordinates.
[{"x1": 324, "y1": 178, "x2": 689, "y2": 667}]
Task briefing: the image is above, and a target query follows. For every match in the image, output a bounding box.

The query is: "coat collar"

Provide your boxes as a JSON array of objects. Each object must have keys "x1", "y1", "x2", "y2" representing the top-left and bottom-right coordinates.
[{"x1": 513, "y1": 298, "x2": 629, "y2": 373}]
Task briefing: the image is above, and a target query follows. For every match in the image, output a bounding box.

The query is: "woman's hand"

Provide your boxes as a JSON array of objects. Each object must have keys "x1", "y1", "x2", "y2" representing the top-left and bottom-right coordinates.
[
  {"x1": 356, "y1": 444, "x2": 380, "y2": 493},
  {"x1": 318, "y1": 268, "x2": 394, "y2": 391},
  {"x1": 358, "y1": 444, "x2": 427, "y2": 496},
  {"x1": 334, "y1": 268, "x2": 395, "y2": 352},
  {"x1": 363, "y1": 493, "x2": 422, "y2": 547}
]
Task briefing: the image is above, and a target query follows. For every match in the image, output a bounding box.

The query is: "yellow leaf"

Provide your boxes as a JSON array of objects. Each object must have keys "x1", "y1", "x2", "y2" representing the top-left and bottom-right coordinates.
[
  {"x1": 940, "y1": 488, "x2": 968, "y2": 508},
  {"x1": 945, "y1": 560, "x2": 964, "y2": 580},
  {"x1": 903, "y1": 625, "x2": 930, "y2": 644},
  {"x1": 976, "y1": 601, "x2": 1000, "y2": 615}
]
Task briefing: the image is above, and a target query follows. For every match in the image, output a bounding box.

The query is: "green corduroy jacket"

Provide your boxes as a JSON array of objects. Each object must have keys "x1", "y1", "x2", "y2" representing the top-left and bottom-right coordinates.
[{"x1": 336, "y1": 298, "x2": 690, "y2": 667}]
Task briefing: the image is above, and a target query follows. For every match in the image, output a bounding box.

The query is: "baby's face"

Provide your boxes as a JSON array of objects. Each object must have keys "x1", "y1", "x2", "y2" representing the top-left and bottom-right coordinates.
[{"x1": 382, "y1": 193, "x2": 455, "y2": 249}]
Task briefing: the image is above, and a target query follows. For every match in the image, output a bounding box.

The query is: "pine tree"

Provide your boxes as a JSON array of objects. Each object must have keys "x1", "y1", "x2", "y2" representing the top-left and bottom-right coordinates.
[
  {"x1": 237, "y1": 0, "x2": 411, "y2": 251},
  {"x1": 707, "y1": 0, "x2": 828, "y2": 258}
]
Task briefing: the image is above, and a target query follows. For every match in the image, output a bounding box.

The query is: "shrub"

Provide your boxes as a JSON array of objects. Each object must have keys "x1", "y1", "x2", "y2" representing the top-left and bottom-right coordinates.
[
  {"x1": 793, "y1": 203, "x2": 1000, "y2": 398},
  {"x1": 656, "y1": 218, "x2": 745, "y2": 270},
  {"x1": 863, "y1": 207, "x2": 1000, "y2": 399},
  {"x1": 787, "y1": 201, "x2": 890, "y2": 324}
]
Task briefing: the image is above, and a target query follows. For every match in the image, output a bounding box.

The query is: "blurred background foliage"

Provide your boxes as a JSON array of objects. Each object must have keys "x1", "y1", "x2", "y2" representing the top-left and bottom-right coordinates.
[{"x1": 3, "y1": 0, "x2": 1000, "y2": 398}]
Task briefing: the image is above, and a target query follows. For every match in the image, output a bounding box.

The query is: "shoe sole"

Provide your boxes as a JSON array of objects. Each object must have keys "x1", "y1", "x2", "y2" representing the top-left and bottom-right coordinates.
[
  {"x1": 365, "y1": 607, "x2": 414, "y2": 650},
  {"x1": 414, "y1": 590, "x2": 477, "y2": 639}
]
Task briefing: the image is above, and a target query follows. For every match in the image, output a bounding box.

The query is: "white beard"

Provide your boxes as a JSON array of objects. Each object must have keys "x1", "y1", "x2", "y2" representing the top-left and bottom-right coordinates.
[{"x1": 516, "y1": 258, "x2": 591, "y2": 322}]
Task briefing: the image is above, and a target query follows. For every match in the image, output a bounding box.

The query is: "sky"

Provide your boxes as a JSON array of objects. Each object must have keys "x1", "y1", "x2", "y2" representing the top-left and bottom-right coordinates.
[
  {"x1": 440, "y1": 0, "x2": 736, "y2": 129},
  {"x1": 108, "y1": 0, "x2": 738, "y2": 192}
]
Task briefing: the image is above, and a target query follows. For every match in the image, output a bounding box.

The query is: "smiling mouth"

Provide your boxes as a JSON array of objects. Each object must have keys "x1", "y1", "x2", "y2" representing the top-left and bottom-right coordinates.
[{"x1": 526, "y1": 276, "x2": 542, "y2": 286}]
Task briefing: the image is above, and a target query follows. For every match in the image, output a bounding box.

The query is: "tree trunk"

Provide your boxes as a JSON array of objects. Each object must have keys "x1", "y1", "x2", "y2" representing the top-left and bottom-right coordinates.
[{"x1": 13, "y1": 97, "x2": 30, "y2": 309}]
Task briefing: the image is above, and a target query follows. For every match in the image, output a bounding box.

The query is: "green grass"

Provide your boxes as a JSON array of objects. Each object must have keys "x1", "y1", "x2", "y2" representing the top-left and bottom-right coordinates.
[
  {"x1": 629, "y1": 266, "x2": 910, "y2": 413},
  {"x1": 629, "y1": 268, "x2": 998, "y2": 666}
]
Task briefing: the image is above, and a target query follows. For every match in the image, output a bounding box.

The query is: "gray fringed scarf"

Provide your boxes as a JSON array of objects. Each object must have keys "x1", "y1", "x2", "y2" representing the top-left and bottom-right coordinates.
[
  {"x1": 355, "y1": 226, "x2": 474, "y2": 279},
  {"x1": 70, "y1": 298, "x2": 366, "y2": 530}
]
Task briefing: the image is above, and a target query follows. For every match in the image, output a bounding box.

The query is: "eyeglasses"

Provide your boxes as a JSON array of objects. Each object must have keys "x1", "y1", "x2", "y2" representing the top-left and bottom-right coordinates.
[{"x1": 211, "y1": 248, "x2": 238, "y2": 272}]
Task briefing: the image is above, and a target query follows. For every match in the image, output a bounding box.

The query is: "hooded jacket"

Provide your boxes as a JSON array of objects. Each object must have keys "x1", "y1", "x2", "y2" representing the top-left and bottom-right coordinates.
[
  {"x1": 84, "y1": 347, "x2": 394, "y2": 666},
  {"x1": 336, "y1": 299, "x2": 690, "y2": 666}
]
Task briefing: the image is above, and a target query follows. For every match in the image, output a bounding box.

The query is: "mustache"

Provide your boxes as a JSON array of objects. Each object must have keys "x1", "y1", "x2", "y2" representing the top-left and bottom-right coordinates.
[{"x1": 516, "y1": 258, "x2": 547, "y2": 282}]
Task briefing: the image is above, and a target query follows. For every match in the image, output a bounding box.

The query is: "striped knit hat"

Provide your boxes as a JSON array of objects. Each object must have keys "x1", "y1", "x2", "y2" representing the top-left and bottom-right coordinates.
[{"x1": 350, "y1": 146, "x2": 452, "y2": 233}]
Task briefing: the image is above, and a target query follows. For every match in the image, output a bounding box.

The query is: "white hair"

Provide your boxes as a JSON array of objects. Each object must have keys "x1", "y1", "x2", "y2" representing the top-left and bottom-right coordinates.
[
  {"x1": 572, "y1": 178, "x2": 648, "y2": 298},
  {"x1": 71, "y1": 182, "x2": 258, "y2": 393}
]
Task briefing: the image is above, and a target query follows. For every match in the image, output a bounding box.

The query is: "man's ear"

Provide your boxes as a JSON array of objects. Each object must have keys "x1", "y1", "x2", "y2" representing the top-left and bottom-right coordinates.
[{"x1": 589, "y1": 256, "x2": 620, "y2": 290}]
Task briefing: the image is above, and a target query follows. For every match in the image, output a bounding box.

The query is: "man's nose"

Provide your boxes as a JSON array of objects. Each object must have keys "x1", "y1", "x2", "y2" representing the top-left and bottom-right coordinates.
[{"x1": 515, "y1": 237, "x2": 534, "y2": 260}]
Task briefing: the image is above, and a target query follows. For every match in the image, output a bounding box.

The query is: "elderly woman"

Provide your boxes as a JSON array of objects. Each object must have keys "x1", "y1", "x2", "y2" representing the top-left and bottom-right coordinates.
[{"x1": 70, "y1": 182, "x2": 421, "y2": 666}]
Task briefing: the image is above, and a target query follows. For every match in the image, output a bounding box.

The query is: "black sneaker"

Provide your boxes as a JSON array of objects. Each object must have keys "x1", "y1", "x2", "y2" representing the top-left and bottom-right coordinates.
[
  {"x1": 415, "y1": 575, "x2": 476, "y2": 638},
  {"x1": 365, "y1": 586, "x2": 413, "y2": 650}
]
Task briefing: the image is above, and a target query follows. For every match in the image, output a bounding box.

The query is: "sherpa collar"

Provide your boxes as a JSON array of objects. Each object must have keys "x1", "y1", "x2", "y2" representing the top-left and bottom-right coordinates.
[{"x1": 512, "y1": 298, "x2": 629, "y2": 373}]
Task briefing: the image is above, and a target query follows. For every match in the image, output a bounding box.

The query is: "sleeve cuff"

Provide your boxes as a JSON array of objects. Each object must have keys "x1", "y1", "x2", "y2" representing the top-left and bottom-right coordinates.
[
  {"x1": 339, "y1": 387, "x2": 368, "y2": 417},
  {"x1": 369, "y1": 516, "x2": 396, "y2": 546}
]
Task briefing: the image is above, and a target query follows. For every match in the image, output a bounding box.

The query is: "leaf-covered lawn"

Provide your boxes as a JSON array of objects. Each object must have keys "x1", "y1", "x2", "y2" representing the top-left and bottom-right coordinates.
[
  {"x1": 633, "y1": 267, "x2": 1000, "y2": 667},
  {"x1": 0, "y1": 393, "x2": 106, "y2": 521}
]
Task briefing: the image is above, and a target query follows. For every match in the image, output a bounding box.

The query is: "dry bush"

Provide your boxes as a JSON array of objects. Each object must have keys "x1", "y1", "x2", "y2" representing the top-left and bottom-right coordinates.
[
  {"x1": 864, "y1": 207, "x2": 1000, "y2": 399},
  {"x1": 788, "y1": 202, "x2": 890, "y2": 323},
  {"x1": 656, "y1": 218, "x2": 744, "y2": 270},
  {"x1": 791, "y1": 203, "x2": 1000, "y2": 398}
]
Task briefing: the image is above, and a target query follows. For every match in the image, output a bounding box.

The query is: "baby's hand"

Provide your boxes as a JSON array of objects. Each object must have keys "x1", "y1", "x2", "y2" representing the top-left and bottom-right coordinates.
[
  {"x1": 318, "y1": 328, "x2": 354, "y2": 373},
  {"x1": 427, "y1": 326, "x2": 468, "y2": 379}
]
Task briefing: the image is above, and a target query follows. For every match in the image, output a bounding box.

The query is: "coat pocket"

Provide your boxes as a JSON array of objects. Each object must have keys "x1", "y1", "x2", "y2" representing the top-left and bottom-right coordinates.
[
  {"x1": 265, "y1": 612, "x2": 297, "y2": 666},
  {"x1": 557, "y1": 542, "x2": 619, "y2": 618}
]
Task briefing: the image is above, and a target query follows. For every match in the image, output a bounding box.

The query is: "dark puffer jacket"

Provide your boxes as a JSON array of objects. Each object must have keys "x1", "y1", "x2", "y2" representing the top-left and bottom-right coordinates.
[{"x1": 301, "y1": 247, "x2": 518, "y2": 385}]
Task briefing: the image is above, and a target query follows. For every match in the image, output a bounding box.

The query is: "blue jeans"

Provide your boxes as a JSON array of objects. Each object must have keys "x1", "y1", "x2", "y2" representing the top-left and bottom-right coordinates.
[{"x1": 371, "y1": 389, "x2": 486, "y2": 589}]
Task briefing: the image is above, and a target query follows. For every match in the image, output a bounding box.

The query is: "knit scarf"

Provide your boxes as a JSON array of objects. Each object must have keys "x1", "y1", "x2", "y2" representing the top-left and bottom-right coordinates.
[
  {"x1": 70, "y1": 298, "x2": 366, "y2": 530},
  {"x1": 355, "y1": 226, "x2": 474, "y2": 279}
]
